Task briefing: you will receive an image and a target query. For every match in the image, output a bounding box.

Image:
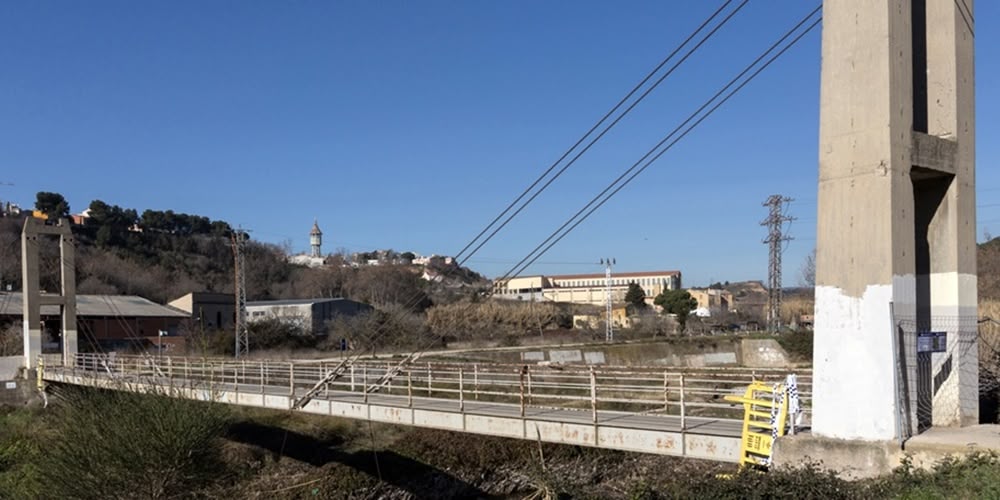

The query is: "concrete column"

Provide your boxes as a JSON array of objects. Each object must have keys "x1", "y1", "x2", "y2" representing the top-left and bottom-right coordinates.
[
  {"x1": 20, "y1": 218, "x2": 78, "y2": 369},
  {"x1": 921, "y1": 0, "x2": 977, "y2": 428},
  {"x1": 21, "y1": 223, "x2": 41, "y2": 369},
  {"x1": 813, "y1": 1, "x2": 976, "y2": 441},
  {"x1": 60, "y1": 226, "x2": 77, "y2": 366}
]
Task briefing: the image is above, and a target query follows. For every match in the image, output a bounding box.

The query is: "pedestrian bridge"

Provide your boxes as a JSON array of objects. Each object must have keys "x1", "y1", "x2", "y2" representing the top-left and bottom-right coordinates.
[{"x1": 39, "y1": 353, "x2": 811, "y2": 464}]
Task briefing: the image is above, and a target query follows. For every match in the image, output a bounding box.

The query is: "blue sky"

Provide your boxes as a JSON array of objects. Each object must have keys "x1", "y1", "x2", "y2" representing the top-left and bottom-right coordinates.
[{"x1": 1, "y1": 2, "x2": 997, "y2": 287}]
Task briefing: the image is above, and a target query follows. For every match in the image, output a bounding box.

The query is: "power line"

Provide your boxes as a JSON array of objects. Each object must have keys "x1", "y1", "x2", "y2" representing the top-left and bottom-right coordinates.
[
  {"x1": 290, "y1": 1, "x2": 757, "y2": 383},
  {"x1": 290, "y1": 4, "x2": 819, "y2": 390},
  {"x1": 497, "y1": 6, "x2": 823, "y2": 283},
  {"x1": 454, "y1": 0, "x2": 748, "y2": 266},
  {"x1": 953, "y1": 0, "x2": 975, "y2": 38}
]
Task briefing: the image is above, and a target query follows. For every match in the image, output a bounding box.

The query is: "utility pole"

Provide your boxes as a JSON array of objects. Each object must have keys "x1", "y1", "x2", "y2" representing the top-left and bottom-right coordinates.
[
  {"x1": 232, "y1": 227, "x2": 250, "y2": 358},
  {"x1": 760, "y1": 195, "x2": 794, "y2": 333},
  {"x1": 0, "y1": 182, "x2": 12, "y2": 289},
  {"x1": 600, "y1": 257, "x2": 615, "y2": 343}
]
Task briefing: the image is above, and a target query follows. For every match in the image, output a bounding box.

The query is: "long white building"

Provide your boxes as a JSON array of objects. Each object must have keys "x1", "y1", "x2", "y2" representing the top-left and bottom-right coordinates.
[{"x1": 492, "y1": 270, "x2": 681, "y2": 306}]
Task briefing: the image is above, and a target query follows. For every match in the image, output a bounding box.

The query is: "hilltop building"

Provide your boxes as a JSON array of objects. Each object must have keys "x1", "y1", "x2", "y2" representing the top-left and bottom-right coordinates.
[
  {"x1": 289, "y1": 220, "x2": 326, "y2": 268},
  {"x1": 310, "y1": 219, "x2": 322, "y2": 258}
]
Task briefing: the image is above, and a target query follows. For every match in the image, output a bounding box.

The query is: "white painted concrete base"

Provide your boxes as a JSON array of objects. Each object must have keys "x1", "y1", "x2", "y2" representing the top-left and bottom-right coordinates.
[{"x1": 812, "y1": 283, "x2": 899, "y2": 441}]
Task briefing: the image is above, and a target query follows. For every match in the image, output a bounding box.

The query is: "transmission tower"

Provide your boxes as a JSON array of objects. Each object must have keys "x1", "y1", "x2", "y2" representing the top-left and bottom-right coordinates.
[
  {"x1": 760, "y1": 195, "x2": 795, "y2": 333},
  {"x1": 600, "y1": 257, "x2": 615, "y2": 342},
  {"x1": 232, "y1": 228, "x2": 250, "y2": 358}
]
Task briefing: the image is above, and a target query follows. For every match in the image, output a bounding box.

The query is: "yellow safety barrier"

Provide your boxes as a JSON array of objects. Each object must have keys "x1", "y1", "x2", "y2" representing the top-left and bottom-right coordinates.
[
  {"x1": 36, "y1": 356, "x2": 44, "y2": 391},
  {"x1": 723, "y1": 380, "x2": 789, "y2": 470}
]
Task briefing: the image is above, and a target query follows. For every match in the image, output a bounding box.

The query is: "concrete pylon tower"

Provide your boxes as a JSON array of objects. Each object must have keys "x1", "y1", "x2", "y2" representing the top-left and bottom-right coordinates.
[
  {"x1": 309, "y1": 219, "x2": 323, "y2": 258},
  {"x1": 22, "y1": 217, "x2": 77, "y2": 368},
  {"x1": 813, "y1": 0, "x2": 976, "y2": 440}
]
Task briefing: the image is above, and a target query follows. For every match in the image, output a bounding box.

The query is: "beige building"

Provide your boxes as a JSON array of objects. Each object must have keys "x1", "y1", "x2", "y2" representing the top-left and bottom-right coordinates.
[
  {"x1": 493, "y1": 270, "x2": 681, "y2": 306},
  {"x1": 573, "y1": 306, "x2": 631, "y2": 329},
  {"x1": 686, "y1": 288, "x2": 735, "y2": 317}
]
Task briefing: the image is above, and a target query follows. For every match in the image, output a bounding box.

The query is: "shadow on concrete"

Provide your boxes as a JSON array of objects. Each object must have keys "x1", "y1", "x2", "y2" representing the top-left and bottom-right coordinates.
[{"x1": 227, "y1": 421, "x2": 494, "y2": 499}]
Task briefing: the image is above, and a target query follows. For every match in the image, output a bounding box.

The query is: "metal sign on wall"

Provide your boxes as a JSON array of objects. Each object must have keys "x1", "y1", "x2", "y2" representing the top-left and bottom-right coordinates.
[{"x1": 917, "y1": 331, "x2": 948, "y2": 353}]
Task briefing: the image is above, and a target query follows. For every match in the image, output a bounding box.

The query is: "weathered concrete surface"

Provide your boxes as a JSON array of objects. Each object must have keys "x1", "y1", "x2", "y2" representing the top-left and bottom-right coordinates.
[
  {"x1": 444, "y1": 338, "x2": 766, "y2": 368},
  {"x1": 773, "y1": 434, "x2": 900, "y2": 480},
  {"x1": 775, "y1": 425, "x2": 1000, "y2": 480},
  {"x1": 813, "y1": 0, "x2": 977, "y2": 440},
  {"x1": 739, "y1": 339, "x2": 790, "y2": 368},
  {"x1": 0, "y1": 356, "x2": 23, "y2": 380}
]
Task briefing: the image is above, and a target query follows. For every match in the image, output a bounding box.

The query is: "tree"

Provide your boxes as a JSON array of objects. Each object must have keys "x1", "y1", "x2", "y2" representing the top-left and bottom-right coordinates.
[
  {"x1": 35, "y1": 192, "x2": 69, "y2": 219},
  {"x1": 654, "y1": 289, "x2": 697, "y2": 332},
  {"x1": 799, "y1": 248, "x2": 816, "y2": 287},
  {"x1": 624, "y1": 282, "x2": 647, "y2": 313}
]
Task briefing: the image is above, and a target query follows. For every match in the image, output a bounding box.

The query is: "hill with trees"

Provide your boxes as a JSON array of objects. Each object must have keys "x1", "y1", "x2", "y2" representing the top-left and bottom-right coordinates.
[{"x1": 0, "y1": 193, "x2": 486, "y2": 311}]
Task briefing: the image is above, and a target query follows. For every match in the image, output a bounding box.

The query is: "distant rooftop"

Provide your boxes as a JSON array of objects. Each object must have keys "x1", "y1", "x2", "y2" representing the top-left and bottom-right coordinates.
[
  {"x1": 247, "y1": 297, "x2": 353, "y2": 307},
  {"x1": 0, "y1": 293, "x2": 188, "y2": 318},
  {"x1": 548, "y1": 270, "x2": 681, "y2": 280}
]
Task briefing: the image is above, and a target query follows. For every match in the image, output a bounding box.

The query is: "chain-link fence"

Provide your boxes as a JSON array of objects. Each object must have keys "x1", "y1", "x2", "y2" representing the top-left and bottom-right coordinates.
[{"x1": 894, "y1": 315, "x2": 978, "y2": 439}]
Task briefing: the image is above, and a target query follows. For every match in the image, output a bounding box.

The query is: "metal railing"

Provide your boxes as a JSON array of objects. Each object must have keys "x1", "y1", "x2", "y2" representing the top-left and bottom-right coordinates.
[{"x1": 58, "y1": 353, "x2": 811, "y2": 426}]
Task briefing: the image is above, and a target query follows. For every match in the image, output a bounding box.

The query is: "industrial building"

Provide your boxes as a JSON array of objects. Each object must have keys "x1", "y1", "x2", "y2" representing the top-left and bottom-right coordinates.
[
  {"x1": 246, "y1": 298, "x2": 372, "y2": 335},
  {"x1": 493, "y1": 270, "x2": 681, "y2": 306},
  {"x1": 168, "y1": 292, "x2": 236, "y2": 331},
  {"x1": 0, "y1": 292, "x2": 189, "y2": 352}
]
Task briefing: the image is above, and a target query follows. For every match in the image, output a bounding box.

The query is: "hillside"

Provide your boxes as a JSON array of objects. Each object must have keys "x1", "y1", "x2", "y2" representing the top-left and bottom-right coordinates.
[
  {"x1": 980, "y1": 237, "x2": 1000, "y2": 301},
  {"x1": 0, "y1": 197, "x2": 486, "y2": 310}
]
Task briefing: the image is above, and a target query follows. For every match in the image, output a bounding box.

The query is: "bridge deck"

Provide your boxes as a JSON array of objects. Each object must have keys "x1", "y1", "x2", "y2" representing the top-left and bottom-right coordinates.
[{"x1": 43, "y1": 367, "x2": 746, "y2": 462}]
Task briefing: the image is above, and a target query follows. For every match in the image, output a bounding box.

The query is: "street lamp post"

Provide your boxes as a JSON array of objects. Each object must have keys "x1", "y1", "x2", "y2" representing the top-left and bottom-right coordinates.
[{"x1": 600, "y1": 258, "x2": 615, "y2": 342}]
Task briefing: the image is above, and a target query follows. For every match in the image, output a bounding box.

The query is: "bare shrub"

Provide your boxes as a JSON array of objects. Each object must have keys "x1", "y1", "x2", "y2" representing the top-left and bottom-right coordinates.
[
  {"x1": 0, "y1": 322, "x2": 21, "y2": 357},
  {"x1": 32, "y1": 386, "x2": 229, "y2": 499},
  {"x1": 425, "y1": 301, "x2": 568, "y2": 341}
]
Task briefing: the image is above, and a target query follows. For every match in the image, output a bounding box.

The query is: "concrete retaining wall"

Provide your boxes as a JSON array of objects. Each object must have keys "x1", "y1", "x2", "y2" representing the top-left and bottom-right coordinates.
[
  {"x1": 434, "y1": 337, "x2": 793, "y2": 368},
  {"x1": 739, "y1": 339, "x2": 791, "y2": 368}
]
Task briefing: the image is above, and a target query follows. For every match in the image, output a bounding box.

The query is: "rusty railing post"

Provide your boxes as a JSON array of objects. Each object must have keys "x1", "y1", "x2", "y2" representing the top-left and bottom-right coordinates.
[
  {"x1": 663, "y1": 371, "x2": 669, "y2": 413},
  {"x1": 363, "y1": 364, "x2": 368, "y2": 404},
  {"x1": 680, "y1": 373, "x2": 686, "y2": 431},
  {"x1": 526, "y1": 366, "x2": 533, "y2": 405},
  {"x1": 289, "y1": 362, "x2": 295, "y2": 397},
  {"x1": 260, "y1": 361, "x2": 265, "y2": 395},
  {"x1": 519, "y1": 365, "x2": 527, "y2": 418},
  {"x1": 407, "y1": 368, "x2": 413, "y2": 408},
  {"x1": 459, "y1": 367, "x2": 465, "y2": 412},
  {"x1": 590, "y1": 366, "x2": 597, "y2": 425},
  {"x1": 474, "y1": 364, "x2": 479, "y2": 400},
  {"x1": 426, "y1": 362, "x2": 432, "y2": 397},
  {"x1": 350, "y1": 364, "x2": 356, "y2": 392}
]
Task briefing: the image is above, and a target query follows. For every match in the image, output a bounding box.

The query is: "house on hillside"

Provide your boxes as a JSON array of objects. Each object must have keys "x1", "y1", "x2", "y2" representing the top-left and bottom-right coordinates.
[{"x1": 246, "y1": 298, "x2": 372, "y2": 335}]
